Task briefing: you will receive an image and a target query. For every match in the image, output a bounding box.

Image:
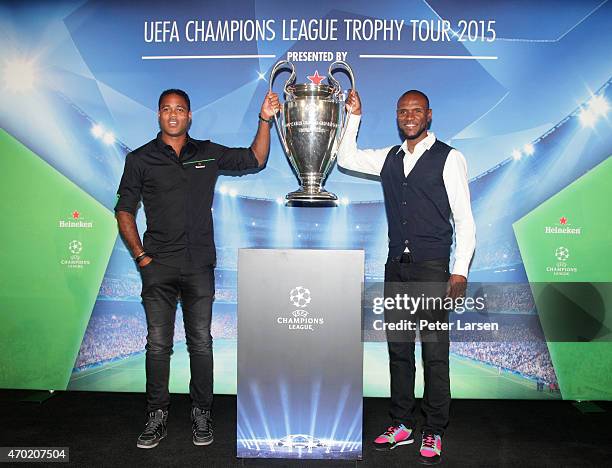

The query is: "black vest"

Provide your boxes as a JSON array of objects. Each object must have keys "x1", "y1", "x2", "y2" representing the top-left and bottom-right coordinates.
[{"x1": 380, "y1": 140, "x2": 453, "y2": 261}]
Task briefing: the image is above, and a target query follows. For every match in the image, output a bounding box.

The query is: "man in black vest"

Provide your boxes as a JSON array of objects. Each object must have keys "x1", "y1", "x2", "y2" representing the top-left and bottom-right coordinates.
[{"x1": 338, "y1": 90, "x2": 475, "y2": 465}]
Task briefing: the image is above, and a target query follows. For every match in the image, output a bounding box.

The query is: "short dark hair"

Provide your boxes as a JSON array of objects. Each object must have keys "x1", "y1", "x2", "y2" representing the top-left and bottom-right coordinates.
[
  {"x1": 158, "y1": 89, "x2": 191, "y2": 111},
  {"x1": 398, "y1": 90, "x2": 430, "y2": 109}
]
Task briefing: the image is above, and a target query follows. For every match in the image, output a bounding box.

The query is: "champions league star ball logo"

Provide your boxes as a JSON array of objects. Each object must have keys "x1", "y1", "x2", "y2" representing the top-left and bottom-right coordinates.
[
  {"x1": 277, "y1": 287, "x2": 323, "y2": 331},
  {"x1": 61, "y1": 240, "x2": 90, "y2": 269},
  {"x1": 555, "y1": 246, "x2": 570, "y2": 262},
  {"x1": 546, "y1": 246, "x2": 577, "y2": 277},
  {"x1": 289, "y1": 286, "x2": 311, "y2": 308},
  {"x1": 68, "y1": 240, "x2": 83, "y2": 255}
]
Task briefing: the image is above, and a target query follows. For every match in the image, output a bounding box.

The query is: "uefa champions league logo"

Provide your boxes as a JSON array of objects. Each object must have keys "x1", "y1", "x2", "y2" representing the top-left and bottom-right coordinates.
[
  {"x1": 60, "y1": 239, "x2": 90, "y2": 269},
  {"x1": 546, "y1": 245, "x2": 576, "y2": 277},
  {"x1": 276, "y1": 286, "x2": 324, "y2": 331},
  {"x1": 555, "y1": 246, "x2": 569, "y2": 261},
  {"x1": 289, "y1": 286, "x2": 311, "y2": 308},
  {"x1": 69, "y1": 239, "x2": 83, "y2": 255}
]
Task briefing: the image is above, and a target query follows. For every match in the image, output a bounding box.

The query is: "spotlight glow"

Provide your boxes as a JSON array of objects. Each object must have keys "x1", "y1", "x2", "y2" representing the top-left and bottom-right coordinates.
[
  {"x1": 229, "y1": 188, "x2": 238, "y2": 197},
  {"x1": 340, "y1": 197, "x2": 350, "y2": 206},
  {"x1": 275, "y1": 197, "x2": 284, "y2": 205},
  {"x1": 219, "y1": 185, "x2": 228, "y2": 194},
  {"x1": 579, "y1": 94, "x2": 609, "y2": 128},
  {"x1": 2, "y1": 57, "x2": 38, "y2": 92},
  {"x1": 588, "y1": 94, "x2": 609, "y2": 117},
  {"x1": 257, "y1": 71, "x2": 267, "y2": 81},
  {"x1": 91, "y1": 124, "x2": 104, "y2": 138},
  {"x1": 102, "y1": 131, "x2": 115, "y2": 145},
  {"x1": 523, "y1": 143, "x2": 534, "y2": 156},
  {"x1": 579, "y1": 107, "x2": 597, "y2": 128},
  {"x1": 511, "y1": 149, "x2": 522, "y2": 161}
]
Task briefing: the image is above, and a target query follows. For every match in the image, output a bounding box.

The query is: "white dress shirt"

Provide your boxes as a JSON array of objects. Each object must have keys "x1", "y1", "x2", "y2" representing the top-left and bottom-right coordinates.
[{"x1": 337, "y1": 114, "x2": 476, "y2": 278}]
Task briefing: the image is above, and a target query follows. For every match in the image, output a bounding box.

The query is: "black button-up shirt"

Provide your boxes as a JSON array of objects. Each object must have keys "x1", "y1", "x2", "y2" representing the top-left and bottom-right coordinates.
[{"x1": 115, "y1": 133, "x2": 258, "y2": 267}]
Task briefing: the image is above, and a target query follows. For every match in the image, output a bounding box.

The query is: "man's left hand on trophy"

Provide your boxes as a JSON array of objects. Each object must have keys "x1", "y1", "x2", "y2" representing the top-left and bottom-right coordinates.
[
  {"x1": 345, "y1": 89, "x2": 362, "y2": 115},
  {"x1": 260, "y1": 91, "x2": 280, "y2": 121}
]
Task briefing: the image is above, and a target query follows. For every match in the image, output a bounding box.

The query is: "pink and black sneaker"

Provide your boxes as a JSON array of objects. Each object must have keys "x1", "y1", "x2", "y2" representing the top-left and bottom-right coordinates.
[
  {"x1": 418, "y1": 430, "x2": 442, "y2": 465},
  {"x1": 373, "y1": 424, "x2": 414, "y2": 451}
]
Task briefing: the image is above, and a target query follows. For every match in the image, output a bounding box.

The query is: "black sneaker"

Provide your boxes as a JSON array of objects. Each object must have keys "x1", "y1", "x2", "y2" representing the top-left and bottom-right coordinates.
[
  {"x1": 136, "y1": 409, "x2": 168, "y2": 449},
  {"x1": 191, "y1": 407, "x2": 213, "y2": 446}
]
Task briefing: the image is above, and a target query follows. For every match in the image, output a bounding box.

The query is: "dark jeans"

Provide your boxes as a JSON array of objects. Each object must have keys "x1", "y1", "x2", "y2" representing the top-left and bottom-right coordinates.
[
  {"x1": 140, "y1": 260, "x2": 214, "y2": 412},
  {"x1": 384, "y1": 257, "x2": 450, "y2": 435}
]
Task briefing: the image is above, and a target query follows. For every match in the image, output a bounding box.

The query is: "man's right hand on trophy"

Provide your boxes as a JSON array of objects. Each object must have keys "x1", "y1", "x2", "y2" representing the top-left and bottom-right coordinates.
[
  {"x1": 261, "y1": 91, "x2": 281, "y2": 120},
  {"x1": 346, "y1": 90, "x2": 362, "y2": 115}
]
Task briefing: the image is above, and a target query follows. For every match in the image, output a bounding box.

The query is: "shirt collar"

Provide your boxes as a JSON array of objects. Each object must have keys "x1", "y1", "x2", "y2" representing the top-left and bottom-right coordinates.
[
  {"x1": 398, "y1": 131, "x2": 436, "y2": 155},
  {"x1": 155, "y1": 132, "x2": 197, "y2": 153}
]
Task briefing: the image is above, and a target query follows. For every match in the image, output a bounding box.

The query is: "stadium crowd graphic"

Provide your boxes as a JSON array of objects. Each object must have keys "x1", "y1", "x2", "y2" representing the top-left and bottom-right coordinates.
[
  {"x1": 75, "y1": 306, "x2": 237, "y2": 371},
  {"x1": 70, "y1": 78, "x2": 612, "y2": 393}
]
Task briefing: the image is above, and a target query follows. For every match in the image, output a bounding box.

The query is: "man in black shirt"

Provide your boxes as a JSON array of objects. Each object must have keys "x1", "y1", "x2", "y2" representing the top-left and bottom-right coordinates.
[{"x1": 115, "y1": 88, "x2": 279, "y2": 449}]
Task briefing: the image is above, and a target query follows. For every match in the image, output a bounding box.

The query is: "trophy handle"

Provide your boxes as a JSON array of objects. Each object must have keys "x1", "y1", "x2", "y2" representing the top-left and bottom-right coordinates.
[
  {"x1": 269, "y1": 60, "x2": 296, "y2": 157},
  {"x1": 327, "y1": 61, "x2": 356, "y2": 167}
]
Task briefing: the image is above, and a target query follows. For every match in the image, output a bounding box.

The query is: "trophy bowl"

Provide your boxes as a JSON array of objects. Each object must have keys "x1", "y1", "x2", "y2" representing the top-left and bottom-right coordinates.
[{"x1": 269, "y1": 60, "x2": 355, "y2": 207}]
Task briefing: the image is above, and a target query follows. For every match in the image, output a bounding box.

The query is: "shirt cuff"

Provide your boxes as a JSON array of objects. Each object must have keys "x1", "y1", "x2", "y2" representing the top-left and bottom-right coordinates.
[
  {"x1": 114, "y1": 201, "x2": 137, "y2": 216},
  {"x1": 346, "y1": 114, "x2": 361, "y2": 132},
  {"x1": 451, "y1": 258, "x2": 470, "y2": 278}
]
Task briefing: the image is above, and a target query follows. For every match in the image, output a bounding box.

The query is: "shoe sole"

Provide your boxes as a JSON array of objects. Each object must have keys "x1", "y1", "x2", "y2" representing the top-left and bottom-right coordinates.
[
  {"x1": 418, "y1": 455, "x2": 441, "y2": 465},
  {"x1": 137, "y1": 433, "x2": 166, "y2": 449},
  {"x1": 193, "y1": 437, "x2": 214, "y2": 446},
  {"x1": 373, "y1": 439, "x2": 414, "y2": 451}
]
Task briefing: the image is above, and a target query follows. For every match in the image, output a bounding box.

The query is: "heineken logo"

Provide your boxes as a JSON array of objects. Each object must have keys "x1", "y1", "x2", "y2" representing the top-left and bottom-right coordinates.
[
  {"x1": 58, "y1": 210, "x2": 93, "y2": 229},
  {"x1": 544, "y1": 215, "x2": 581, "y2": 235}
]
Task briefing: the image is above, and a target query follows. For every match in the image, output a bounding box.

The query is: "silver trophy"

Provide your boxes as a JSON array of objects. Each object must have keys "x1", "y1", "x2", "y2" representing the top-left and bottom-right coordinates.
[{"x1": 269, "y1": 60, "x2": 356, "y2": 207}]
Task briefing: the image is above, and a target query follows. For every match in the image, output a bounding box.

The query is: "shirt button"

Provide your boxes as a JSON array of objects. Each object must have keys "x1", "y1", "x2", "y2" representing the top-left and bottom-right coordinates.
[
  {"x1": 402, "y1": 220, "x2": 408, "y2": 225},
  {"x1": 404, "y1": 240, "x2": 410, "y2": 245}
]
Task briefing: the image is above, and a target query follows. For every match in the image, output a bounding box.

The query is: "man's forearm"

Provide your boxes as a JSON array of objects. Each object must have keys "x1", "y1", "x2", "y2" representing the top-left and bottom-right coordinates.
[
  {"x1": 250, "y1": 120, "x2": 271, "y2": 167},
  {"x1": 116, "y1": 211, "x2": 144, "y2": 258}
]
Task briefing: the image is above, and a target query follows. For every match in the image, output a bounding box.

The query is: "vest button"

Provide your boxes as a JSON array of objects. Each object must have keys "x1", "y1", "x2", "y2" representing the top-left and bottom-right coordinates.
[
  {"x1": 404, "y1": 240, "x2": 409, "y2": 245},
  {"x1": 402, "y1": 182, "x2": 407, "y2": 187},
  {"x1": 402, "y1": 220, "x2": 408, "y2": 225},
  {"x1": 402, "y1": 201, "x2": 407, "y2": 205}
]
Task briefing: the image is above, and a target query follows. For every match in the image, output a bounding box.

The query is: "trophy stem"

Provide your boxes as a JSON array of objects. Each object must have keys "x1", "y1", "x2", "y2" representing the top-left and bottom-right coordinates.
[{"x1": 286, "y1": 174, "x2": 338, "y2": 207}]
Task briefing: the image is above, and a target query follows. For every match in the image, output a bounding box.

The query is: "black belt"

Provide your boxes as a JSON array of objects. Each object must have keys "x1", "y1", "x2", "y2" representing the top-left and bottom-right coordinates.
[{"x1": 399, "y1": 253, "x2": 414, "y2": 263}]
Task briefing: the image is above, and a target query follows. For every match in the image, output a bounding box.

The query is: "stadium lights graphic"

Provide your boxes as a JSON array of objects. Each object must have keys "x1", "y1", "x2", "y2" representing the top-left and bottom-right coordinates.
[
  {"x1": 238, "y1": 380, "x2": 361, "y2": 458},
  {"x1": 1, "y1": 57, "x2": 39, "y2": 93},
  {"x1": 219, "y1": 185, "x2": 351, "y2": 206},
  {"x1": 471, "y1": 79, "x2": 611, "y2": 183},
  {"x1": 218, "y1": 184, "x2": 237, "y2": 197},
  {"x1": 90, "y1": 123, "x2": 115, "y2": 145},
  {"x1": 512, "y1": 142, "x2": 535, "y2": 161},
  {"x1": 214, "y1": 84, "x2": 609, "y2": 205},
  {"x1": 578, "y1": 94, "x2": 609, "y2": 128},
  {"x1": 523, "y1": 143, "x2": 535, "y2": 156}
]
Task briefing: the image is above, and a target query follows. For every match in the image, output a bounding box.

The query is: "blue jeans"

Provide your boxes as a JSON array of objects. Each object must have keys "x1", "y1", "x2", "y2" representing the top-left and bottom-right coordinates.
[{"x1": 140, "y1": 260, "x2": 214, "y2": 412}]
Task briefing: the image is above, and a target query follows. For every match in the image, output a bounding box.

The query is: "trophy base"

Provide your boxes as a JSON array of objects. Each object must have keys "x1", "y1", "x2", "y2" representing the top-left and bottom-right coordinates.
[{"x1": 285, "y1": 189, "x2": 338, "y2": 207}]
